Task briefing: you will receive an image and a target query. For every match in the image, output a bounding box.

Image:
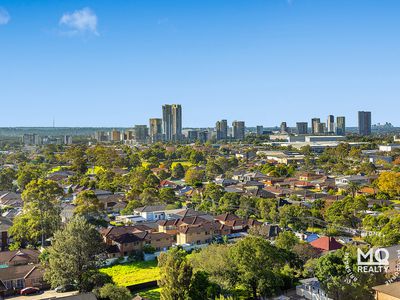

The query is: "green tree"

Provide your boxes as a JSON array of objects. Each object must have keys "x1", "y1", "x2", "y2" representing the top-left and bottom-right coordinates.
[
  {"x1": 230, "y1": 236, "x2": 285, "y2": 298},
  {"x1": 0, "y1": 167, "x2": 16, "y2": 190},
  {"x1": 315, "y1": 246, "x2": 385, "y2": 300},
  {"x1": 190, "y1": 244, "x2": 237, "y2": 291},
  {"x1": 376, "y1": 171, "x2": 400, "y2": 197},
  {"x1": 120, "y1": 200, "x2": 142, "y2": 215},
  {"x1": 218, "y1": 193, "x2": 240, "y2": 213},
  {"x1": 279, "y1": 205, "x2": 310, "y2": 232},
  {"x1": 159, "y1": 188, "x2": 177, "y2": 204},
  {"x1": 144, "y1": 174, "x2": 161, "y2": 189},
  {"x1": 19, "y1": 179, "x2": 63, "y2": 245},
  {"x1": 184, "y1": 168, "x2": 205, "y2": 186},
  {"x1": 98, "y1": 284, "x2": 131, "y2": 300},
  {"x1": 64, "y1": 145, "x2": 88, "y2": 174},
  {"x1": 17, "y1": 163, "x2": 42, "y2": 190},
  {"x1": 158, "y1": 247, "x2": 193, "y2": 300},
  {"x1": 172, "y1": 163, "x2": 185, "y2": 179},
  {"x1": 44, "y1": 216, "x2": 106, "y2": 292},
  {"x1": 275, "y1": 231, "x2": 299, "y2": 250},
  {"x1": 74, "y1": 190, "x2": 104, "y2": 219}
]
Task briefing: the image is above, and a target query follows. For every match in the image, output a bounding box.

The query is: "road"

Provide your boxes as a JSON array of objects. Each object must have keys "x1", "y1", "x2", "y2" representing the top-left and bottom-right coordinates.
[{"x1": 5, "y1": 290, "x2": 78, "y2": 300}]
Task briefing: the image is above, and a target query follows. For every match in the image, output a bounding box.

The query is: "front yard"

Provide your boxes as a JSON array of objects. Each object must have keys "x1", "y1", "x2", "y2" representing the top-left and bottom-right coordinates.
[{"x1": 99, "y1": 260, "x2": 160, "y2": 287}]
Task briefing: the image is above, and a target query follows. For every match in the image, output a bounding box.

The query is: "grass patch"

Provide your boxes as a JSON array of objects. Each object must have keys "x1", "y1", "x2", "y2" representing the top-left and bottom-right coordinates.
[
  {"x1": 135, "y1": 287, "x2": 161, "y2": 300},
  {"x1": 86, "y1": 166, "x2": 105, "y2": 175},
  {"x1": 307, "y1": 227, "x2": 324, "y2": 234},
  {"x1": 100, "y1": 260, "x2": 160, "y2": 287},
  {"x1": 171, "y1": 161, "x2": 192, "y2": 168}
]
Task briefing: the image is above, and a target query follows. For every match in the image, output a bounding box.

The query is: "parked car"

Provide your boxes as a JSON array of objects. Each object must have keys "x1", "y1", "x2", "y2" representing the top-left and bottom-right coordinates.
[
  {"x1": 55, "y1": 284, "x2": 76, "y2": 293},
  {"x1": 20, "y1": 287, "x2": 40, "y2": 295}
]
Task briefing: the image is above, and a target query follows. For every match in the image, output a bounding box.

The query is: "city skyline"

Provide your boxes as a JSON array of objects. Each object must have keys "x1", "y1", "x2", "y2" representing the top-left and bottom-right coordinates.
[{"x1": 1, "y1": 0, "x2": 400, "y2": 127}]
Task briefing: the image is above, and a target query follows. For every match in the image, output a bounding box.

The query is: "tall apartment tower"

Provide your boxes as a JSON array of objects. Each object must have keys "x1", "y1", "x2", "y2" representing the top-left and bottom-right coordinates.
[
  {"x1": 280, "y1": 122, "x2": 288, "y2": 134},
  {"x1": 336, "y1": 116, "x2": 346, "y2": 136},
  {"x1": 358, "y1": 111, "x2": 372, "y2": 136},
  {"x1": 149, "y1": 118, "x2": 163, "y2": 143},
  {"x1": 327, "y1": 115, "x2": 335, "y2": 133},
  {"x1": 134, "y1": 125, "x2": 149, "y2": 143},
  {"x1": 216, "y1": 119, "x2": 228, "y2": 140},
  {"x1": 232, "y1": 121, "x2": 245, "y2": 140},
  {"x1": 162, "y1": 104, "x2": 182, "y2": 141},
  {"x1": 296, "y1": 122, "x2": 308, "y2": 135},
  {"x1": 256, "y1": 125, "x2": 264, "y2": 136},
  {"x1": 311, "y1": 118, "x2": 321, "y2": 134}
]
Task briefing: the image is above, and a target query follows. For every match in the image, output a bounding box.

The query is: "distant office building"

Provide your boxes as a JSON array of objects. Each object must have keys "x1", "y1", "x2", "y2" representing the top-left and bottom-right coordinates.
[
  {"x1": 318, "y1": 123, "x2": 326, "y2": 134},
  {"x1": 64, "y1": 135, "x2": 73, "y2": 145},
  {"x1": 198, "y1": 131, "x2": 209, "y2": 143},
  {"x1": 110, "y1": 130, "x2": 121, "y2": 142},
  {"x1": 232, "y1": 121, "x2": 245, "y2": 140},
  {"x1": 125, "y1": 130, "x2": 134, "y2": 140},
  {"x1": 358, "y1": 111, "x2": 372, "y2": 136},
  {"x1": 149, "y1": 118, "x2": 163, "y2": 143},
  {"x1": 311, "y1": 118, "x2": 321, "y2": 134},
  {"x1": 162, "y1": 104, "x2": 182, "y2": 141},
  {"x1": 216, "y1": 119, "x2": 228, "y2": 140},
  {"x1": 187, "y1": 130, "x2": 199, "y2": 142},
  {"x1": 22, "y1": 134, "x2": 41, "y2": 146},
  {"x1": 296, "y1": 122, "x2": 308, "y2": 135},
  {"x1": 95, "y1": 131, "x2": 109, "y2": 142},
  {"x1": 134, "y1": 125, "x2": 149, "y2": 143},
  {"x1": 327, "y1": 115, "x2": 335, "y2": 133},
  {"x1": 336, "y1": 116, "x2": 346, "y2": 135},
  {"x1": 256, "y1": 126, "x2": 264, "y2": 136},
  {"x1": 280, "y1": 122, "x2": 288, "y2": 134}
]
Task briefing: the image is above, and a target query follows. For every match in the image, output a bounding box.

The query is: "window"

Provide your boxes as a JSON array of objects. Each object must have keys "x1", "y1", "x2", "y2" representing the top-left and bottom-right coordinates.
[{"x1": 16, "y1": 279, "x2": 24, "y2": 289}]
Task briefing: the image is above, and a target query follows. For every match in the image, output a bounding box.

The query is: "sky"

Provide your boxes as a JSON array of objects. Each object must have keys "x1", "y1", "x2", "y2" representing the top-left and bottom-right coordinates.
[{"x1": 1, "y1": 0, "x2": 400, "y2": 128}]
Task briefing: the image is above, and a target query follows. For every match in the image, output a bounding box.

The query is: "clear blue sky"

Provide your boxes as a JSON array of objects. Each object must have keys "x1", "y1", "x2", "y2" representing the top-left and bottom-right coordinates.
[{"x1": 1, "y1": 0, "x2": 399, "y2": 127}]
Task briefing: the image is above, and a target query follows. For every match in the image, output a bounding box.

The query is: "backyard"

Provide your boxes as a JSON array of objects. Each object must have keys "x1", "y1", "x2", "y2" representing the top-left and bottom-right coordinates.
[{"x1": 99, "y1": 260, "x2": 160, "y2": 287}]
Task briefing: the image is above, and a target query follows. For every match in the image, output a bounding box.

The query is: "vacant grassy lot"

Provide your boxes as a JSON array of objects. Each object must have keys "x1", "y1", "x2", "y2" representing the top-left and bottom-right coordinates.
[
  {"x1": 136, "y1": 287, "x2": 161, "y2": 300},
  {"x1": 100, "y1": 260, "x2": 160, "y2": 287}
]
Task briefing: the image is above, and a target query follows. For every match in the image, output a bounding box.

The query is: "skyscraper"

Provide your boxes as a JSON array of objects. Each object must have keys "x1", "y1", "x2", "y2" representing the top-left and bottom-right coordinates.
[
  {"x1": 311, "y1": 118, "x2": 321, "y2": 134},
  {"x1": 149, "y1": 118, "x2": 163, "y2": 143},
  {"x1": 336, "y1": 116, "x2": 346, "y2": 136},
  {"x1": 327, "y1": 115, "x2": 335, "y2": 133},
  {"x1": 280, "y1": 122, "x2": 288, "y2": 134},
  {"x1": 162, "y1": 104, "x2": 182, "y2": 141},
  {"x1": 232, "y1": 121, "x2": 245, "y2": 140},
  {"x1": 256, "y1": 126, "x2": 264, "y2": 136},
  {"x1": 134, "y1": 125, "x2": 149, "y2": 143},
  {"x1": 216, "y1": 119, "x2": 228, "y2": 140},
  {"x1": 358, "y1": 111, "x2": 372, "y2": 136},
  {"x1": 296, "y1": 122, "x2": 308, "y2": 135}
]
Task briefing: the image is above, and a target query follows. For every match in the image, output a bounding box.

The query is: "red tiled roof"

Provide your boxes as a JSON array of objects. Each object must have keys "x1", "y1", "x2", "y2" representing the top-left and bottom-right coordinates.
[{"x1": 310, "y1": 236, "x2": 343, "y2": 251}]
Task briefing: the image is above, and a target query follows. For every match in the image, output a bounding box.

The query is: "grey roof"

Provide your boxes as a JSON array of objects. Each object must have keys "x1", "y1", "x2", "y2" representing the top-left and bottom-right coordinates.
[{"x1": 134, "y1": 205, "x2": 167, "y2": 213}]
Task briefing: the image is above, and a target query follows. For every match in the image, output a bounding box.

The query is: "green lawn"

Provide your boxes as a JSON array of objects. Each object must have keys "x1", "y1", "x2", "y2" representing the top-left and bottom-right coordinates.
[
  {"x1": 100, "y1": 260, "x2": 160, "y2": 287},
  {"x1": 171, "y1": 161, "x2": 192, "y2": 168},
  {"x1": 86, "y1": 166, "x2": 105, "y2": 175},
  {"x1": 135, "y1": 287, "x2": 161, "y2": 300}
]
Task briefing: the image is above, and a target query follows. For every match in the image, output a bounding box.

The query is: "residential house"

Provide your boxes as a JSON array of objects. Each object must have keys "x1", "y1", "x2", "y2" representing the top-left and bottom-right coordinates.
[
  {"x1": 101, "y1": 225, "x2": 173, "y2": 257},
  {"x1": 0, "y1": 264, "x2": 46, "y2": 294},
  {"x1": 296, "y1": 278, "x2": 333, "y2": 300},
  {"x1": 373, "y1": 282, "x2": 400, "y2": 300},
  {"x1": 310, "y1": 236, "x2": 343, "y2": 252},
  {"x1": 0, "y1": 249, "x2": 40, "y2": 266},
  {"x1": 133, "y1": 205, "x2": 168, "y2": 221},
  {"x1": 0, "y1": 216, "x2": 12, "y2": 250},
  {"x1": 176, "y1": 222, "x2": 215, "y2": 245}
]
